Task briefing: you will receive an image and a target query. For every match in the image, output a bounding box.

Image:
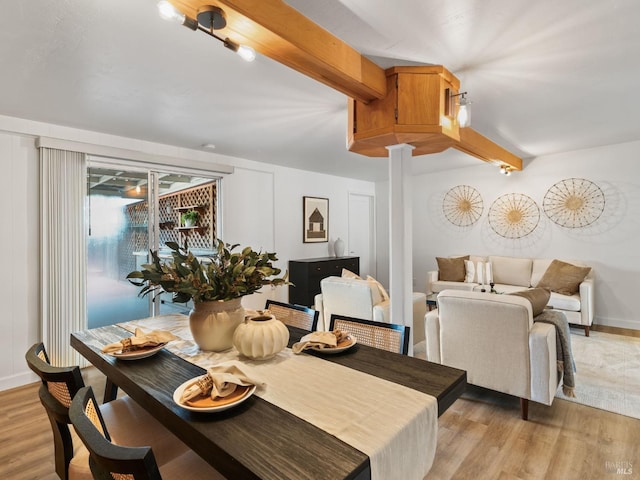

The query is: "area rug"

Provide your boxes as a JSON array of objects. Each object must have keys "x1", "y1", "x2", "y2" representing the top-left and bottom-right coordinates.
[{"x1": 555, "y1": 329, "x2": 640, "y2": 419}]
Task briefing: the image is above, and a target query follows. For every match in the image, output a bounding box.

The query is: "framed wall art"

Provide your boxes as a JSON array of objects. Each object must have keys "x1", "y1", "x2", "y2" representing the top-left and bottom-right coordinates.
[{"x1": 303, "y1": 196, "x2": 329, "y2": 243}]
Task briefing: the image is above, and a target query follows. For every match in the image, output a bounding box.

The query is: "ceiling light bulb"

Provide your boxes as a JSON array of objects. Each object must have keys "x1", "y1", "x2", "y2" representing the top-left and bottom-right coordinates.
[
  {"x1": 457, "y1": 95, "x2": 470, "y2": 128},
  {"x1": 158, "y1": 1, "x2": 197, "y2": 30},
  {"x1": 158, "y1": 1, "x2": 183, "y2": 22},
  {"x1": 237, "y1": 45, "x2": 256, "y2": 62},
  {"x1": 223, "y1": 38, "x2": 256, "y2": 62}
]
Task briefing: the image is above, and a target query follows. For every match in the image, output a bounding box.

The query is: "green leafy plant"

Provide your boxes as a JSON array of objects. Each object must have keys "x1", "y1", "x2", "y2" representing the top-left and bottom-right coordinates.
[
  {"x1": 181, "y1": 210, "x2": 199, "y2": 225},
  {"x1": 127, "y1": 240, "x2": 289, "y2": 303}
]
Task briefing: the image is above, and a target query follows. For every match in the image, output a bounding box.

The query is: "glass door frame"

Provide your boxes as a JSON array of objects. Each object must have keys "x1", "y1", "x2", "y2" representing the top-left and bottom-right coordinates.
[{"x1": 87, "y1": 156, "x2": 224, "y2": 322}]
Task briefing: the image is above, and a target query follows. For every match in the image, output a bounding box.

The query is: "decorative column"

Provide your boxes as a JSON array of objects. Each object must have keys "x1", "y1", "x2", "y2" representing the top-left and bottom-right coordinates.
[{"x1": 386, "y1": 144, "x2": 414, "y2": 354}]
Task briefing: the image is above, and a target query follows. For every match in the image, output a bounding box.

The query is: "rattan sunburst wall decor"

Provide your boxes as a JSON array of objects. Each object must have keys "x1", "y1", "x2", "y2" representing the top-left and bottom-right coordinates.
[
  {"x1": 543, "y1": 178, "x2": 605, "y2": 228},
  {"x1": 442, "y1": 185, "x2": 483, "y2": 227},
  {"x1": 488, "y1": 193, "x2": 540, "y2": 239}
]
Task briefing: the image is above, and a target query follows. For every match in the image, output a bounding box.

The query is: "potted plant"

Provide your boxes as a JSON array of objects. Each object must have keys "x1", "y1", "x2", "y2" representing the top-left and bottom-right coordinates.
[
  {"x1": 181, "y1": 210, "x2": 199, "y2": 227},
  {"x1": 127, "y1": 240, "x2": 289, "y2": 351}
]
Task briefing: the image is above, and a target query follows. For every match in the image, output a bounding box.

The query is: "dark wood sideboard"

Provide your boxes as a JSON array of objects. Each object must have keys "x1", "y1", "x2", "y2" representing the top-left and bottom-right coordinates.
[{"x1": 289, "y1": 256, "x2": 359, "y2": 307}]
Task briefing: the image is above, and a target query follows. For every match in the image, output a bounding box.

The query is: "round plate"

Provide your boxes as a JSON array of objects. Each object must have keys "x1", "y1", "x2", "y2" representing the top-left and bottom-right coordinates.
[
  {"x1": 173, "y1": 378, "x2": 257, "y2": 412},
  {"x1": 109, "y1": 343, "x2": 166, "y2": 360},
  {"x1": 310, "y1": 336, "x2": 357, "y2": 354}
]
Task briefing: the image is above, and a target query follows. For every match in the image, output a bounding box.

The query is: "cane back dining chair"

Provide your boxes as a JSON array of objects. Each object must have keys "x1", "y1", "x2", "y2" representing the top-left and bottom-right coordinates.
[
  {"x1": 329, "y1": 315, "x2": 411, "y2": 355},
  {"x1": 265, "y1": 300, "x2": 319, "y2": 331},
  {"x1": 70, "y1": 386, "x2": 224, "y2": 480},
  {"x1": 25, "y1": 343, "x2": 190, "y2": 479}
]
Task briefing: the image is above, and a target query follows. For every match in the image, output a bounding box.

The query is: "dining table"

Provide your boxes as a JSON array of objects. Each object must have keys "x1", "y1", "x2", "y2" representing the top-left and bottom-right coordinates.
[{"x1": 71, "y1": 314, "x2": 466, "y2": 480}]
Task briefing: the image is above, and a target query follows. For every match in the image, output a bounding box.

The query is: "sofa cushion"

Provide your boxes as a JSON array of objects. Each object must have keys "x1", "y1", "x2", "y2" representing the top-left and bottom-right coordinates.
[
  {"x1": 537, "y1": 259, "x2": 591, "y2": 295},
  {"x1": 531, "y1": 258, "x2": 553, "y2": 287},
  {"x1": 548, "y1": 292, "x2": 581, "y2": 311},
  {"x1": 489, "y1": 256, "x2": 533, "y2": 287},
  {"x1": 509, "y1": 288, "x2": 551, "y2": 316},
  {"x1": 436, "y1": 255, "x2": 469, "y2": 282}
]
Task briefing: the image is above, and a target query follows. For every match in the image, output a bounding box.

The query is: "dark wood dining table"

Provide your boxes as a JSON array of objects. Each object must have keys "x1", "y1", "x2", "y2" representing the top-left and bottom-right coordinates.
[{"x1": 71, "y1": 322, "x2": 466, "y2": 480}]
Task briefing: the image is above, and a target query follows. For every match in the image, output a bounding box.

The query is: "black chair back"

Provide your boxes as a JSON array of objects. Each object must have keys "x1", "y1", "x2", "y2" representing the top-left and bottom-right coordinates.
[
  {"x1": 70, "y1": 386, "x2": 162, "y2": 480},
  {"x1": 25, "y1": 343, "x2": 85, "y2": 480},
  {"x1": 265, "y1": 300, "x2": 319, "y2": 331},
  {"x1": 329, "y1": 315, "x2": 410, "y2": 354}
]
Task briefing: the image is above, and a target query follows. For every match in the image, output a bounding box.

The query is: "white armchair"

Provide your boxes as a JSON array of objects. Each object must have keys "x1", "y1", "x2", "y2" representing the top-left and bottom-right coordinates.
[
  {"x1": 314, "y1": 276, "x2": 427, "y2": 345},
  {"x1": 425, "y1": 290, "x2": 558, "y2": 419}
]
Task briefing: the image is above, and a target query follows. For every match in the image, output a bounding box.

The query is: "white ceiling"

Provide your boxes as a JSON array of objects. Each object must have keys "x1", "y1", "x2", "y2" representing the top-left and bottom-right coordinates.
[{"x1": 1, "y1": 0, "x2": 639, "y2": 182}]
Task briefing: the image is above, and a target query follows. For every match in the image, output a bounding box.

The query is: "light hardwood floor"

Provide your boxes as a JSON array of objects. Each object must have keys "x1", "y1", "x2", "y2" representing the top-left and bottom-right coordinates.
[{"x1": 3, "y1": 368, "x2": 639, "y2": 480}]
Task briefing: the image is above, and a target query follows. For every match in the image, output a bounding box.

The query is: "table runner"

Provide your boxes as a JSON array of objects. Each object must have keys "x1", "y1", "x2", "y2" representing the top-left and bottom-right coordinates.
[{"x1": 117, "y1": 315, "x2": 438, "y2": 480}]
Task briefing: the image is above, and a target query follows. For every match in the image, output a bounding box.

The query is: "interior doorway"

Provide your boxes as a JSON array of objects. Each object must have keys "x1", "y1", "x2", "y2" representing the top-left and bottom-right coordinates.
[
  {"x1": 86, "y1": 161, "x2": 219, "y2": 328},
  {"x1": 348, "y1": 192, "x2": 376, "y2": 278}
]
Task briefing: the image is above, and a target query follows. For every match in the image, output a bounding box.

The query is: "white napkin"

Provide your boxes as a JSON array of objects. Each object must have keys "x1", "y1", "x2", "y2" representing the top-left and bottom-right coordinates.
[
  {"x1": 292, "y1": 331, "x2": 341, "y2": 354},
  {"x1": 180, "y1": 362, "x2": 263, "y2": 403},
  {"x1": 101, "y1": 328, "x2": 177, "y2": 354}
]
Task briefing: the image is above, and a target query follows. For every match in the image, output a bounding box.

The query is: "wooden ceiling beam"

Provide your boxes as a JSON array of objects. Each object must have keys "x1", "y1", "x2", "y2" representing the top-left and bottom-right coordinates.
[
  {"x1": 171, "y1": 0, "x2": 387, "y2": 104},
  {"x1": 169, "y1": 0, "x2": 522, "y2": 170}
]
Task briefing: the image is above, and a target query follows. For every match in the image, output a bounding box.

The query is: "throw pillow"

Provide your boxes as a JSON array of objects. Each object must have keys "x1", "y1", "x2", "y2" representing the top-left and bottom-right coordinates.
[
  {"x1": 509, "y1": 288, "x2": 551, "y2": 316},
  {"x1": 476, "y1": 262, "x2": 485, "y2": 285},
  {"x1": 366, "y1": 275, "x2": 390, "y2": 301},
  {"x1": 464, "y1": 260, "x2": 475, "y2": 283},
  {"x1": 537, "y1": 259, "x2": 591, "y2": 296},
  {"x1": 341, "y1": 268, "x2": 361, "y2": 280},
  {"x1": 436, "y1": 256, "x2": 469, "y2": 282}
]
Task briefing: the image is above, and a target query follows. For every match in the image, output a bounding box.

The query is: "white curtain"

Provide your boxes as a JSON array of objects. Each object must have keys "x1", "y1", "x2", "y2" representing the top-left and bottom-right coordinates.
[{"x1": 40, "y1": 147, "x2": 87, "y2": 366}]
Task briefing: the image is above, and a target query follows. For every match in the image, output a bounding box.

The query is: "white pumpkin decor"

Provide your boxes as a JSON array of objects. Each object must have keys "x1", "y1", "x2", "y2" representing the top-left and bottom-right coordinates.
[{"x1": 233, "y1": 313, "x2": 290, "y2": 360}]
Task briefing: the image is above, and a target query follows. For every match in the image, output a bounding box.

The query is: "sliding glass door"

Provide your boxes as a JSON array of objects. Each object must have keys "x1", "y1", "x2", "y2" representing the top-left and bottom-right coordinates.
[{"x1": 86, "y1": 161, "x2": 219, "y2": 328}]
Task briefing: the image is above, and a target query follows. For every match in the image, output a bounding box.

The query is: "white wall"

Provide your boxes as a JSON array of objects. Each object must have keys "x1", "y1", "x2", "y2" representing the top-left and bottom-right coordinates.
[
  {"x1": 407, "y1": 140, "x2": 640, "y2": 330},
  {"x1": 0, "y1": 132, "x2": 40, "y2": 390},
  {"x1": 0, "y1": 114, "x2": 374, "y2": 390}
]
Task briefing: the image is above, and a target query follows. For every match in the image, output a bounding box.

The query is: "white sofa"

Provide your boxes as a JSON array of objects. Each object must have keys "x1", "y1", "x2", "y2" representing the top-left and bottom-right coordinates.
[
  {"x1": 314, "y1": 276, "x2": 427, "y2": 345},
  {"x1": 427, "y1": 255, "x2": 594, "y2": 336},
  {"x1": 425, "y1": 290, "x2": 559, "y2": 419}
]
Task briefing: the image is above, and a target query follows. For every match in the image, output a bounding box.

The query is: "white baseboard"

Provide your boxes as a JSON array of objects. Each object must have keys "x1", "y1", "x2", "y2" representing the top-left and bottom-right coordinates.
[
  {"x1": 0, "y1": 370, "x2": 39, "y2": 392},
  {"x1": 594, "y1": 315, "x2": 640, "y2": 331}
]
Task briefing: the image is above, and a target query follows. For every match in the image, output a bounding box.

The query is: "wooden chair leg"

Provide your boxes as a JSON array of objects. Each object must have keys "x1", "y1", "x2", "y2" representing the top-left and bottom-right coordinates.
[
  {"x1": 103, "y1": 378, "x2": 119, "y2": 403},
  {"x1": 520, "y1": 398, "x2": 529, "y2": 420},
  {"x1": 584, "y1": 325, "x2": 590, "y2": 337}
]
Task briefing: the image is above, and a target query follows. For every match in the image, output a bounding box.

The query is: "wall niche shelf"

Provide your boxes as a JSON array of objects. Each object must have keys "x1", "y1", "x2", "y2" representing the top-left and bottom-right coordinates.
[{"x1": 175, "y1": 226, "x2": 207, "y2": 235}]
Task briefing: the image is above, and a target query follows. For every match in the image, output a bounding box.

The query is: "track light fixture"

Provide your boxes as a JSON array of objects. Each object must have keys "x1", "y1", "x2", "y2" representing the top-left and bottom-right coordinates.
[
  {"x1": 499, "y1": 165, "x2": 512, "y2": 176},
  {"x1": 157, "y1": 1, "x2": 256, "y2": 62}
]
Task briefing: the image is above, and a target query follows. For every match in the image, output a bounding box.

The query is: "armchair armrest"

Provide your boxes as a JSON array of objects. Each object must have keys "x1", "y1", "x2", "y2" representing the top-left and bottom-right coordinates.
[
  {"x1": 528, "y1": 322, "x2": 557, "y2": 405},
  {"x1": 372, "y1": 299, "x2": 390, "y2": 324},
  {"x1": 424, "y1": 310, "x2": 441, "y2": 363},
  {"x1": 579, "y1": 277, "x2": 594, "y2": 326},
  {"x1": 426, "y1": 271, "x2": 439, "y2": 295}
]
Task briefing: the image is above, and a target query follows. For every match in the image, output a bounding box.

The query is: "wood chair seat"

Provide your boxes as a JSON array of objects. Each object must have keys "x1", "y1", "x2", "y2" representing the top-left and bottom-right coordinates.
[
  {"x1": 25, "y1": 343, "x2": 191, "y2": 479},
  {"x1": 70, "y1": 386, "x2": 224, "y2": 479}
]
